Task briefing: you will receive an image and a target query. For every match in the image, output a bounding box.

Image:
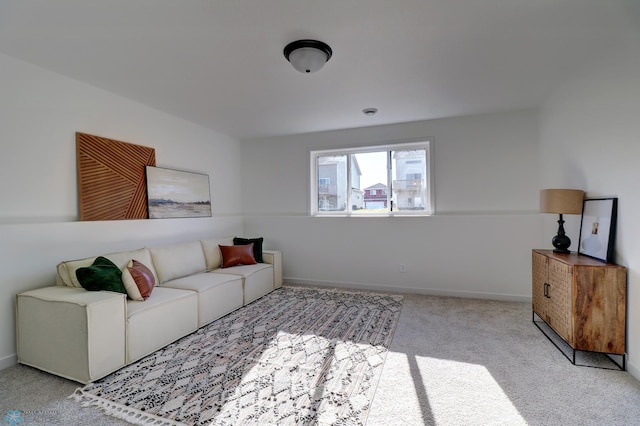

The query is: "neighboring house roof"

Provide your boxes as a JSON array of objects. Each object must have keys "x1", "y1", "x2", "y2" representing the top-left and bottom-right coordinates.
[
  {"x1": 317, "y1": 156, "x2": 342, "y2": 166},
  {"x1": 393, "y1": 150, "x2": 425, "y2": 159},
  {"x1": 365, "y1": 183, "x2": 387, "y2": 190},
  {"x1": 351, "y1": 156, "x2": 362, "y2": 177},
  {"x1": 316, "y1": 156, "x2": 361, "y2": 177}
]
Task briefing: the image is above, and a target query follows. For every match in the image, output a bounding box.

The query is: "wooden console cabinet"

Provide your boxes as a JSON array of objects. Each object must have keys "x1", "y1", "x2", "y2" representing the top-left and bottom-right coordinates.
[{"x1": 532, "y1": 249, "x2": 626, "y2": 367}]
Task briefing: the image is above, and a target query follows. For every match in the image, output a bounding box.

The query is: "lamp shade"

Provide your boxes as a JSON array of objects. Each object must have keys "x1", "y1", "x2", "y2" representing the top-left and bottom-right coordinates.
[{"x1": 540, "y1": 189, "x2": 584, "y2": 214}]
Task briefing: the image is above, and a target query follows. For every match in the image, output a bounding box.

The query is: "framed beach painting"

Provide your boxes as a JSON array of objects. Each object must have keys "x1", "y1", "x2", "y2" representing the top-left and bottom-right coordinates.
[
  {"x1": 578, "y1": 198, "x2": 617, "y2": 263},
  {"x1": 146, "y1": 166, "x2": 212, "y2": 219}
]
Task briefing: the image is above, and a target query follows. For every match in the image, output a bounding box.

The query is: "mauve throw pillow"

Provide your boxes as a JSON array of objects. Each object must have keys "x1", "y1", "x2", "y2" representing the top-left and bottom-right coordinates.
[
  {"x1": 75, "y1": 256, "x2": 127, "y2": 294},
  {"x1": 219, "y1": 244, "x2": 257, "y2": 268},
  {"x1": 122, "y1": 259, "x2": 156, "y2": 300},
  {"x1": 233, "y1": 237, "x2": 264, "y2": 263}
]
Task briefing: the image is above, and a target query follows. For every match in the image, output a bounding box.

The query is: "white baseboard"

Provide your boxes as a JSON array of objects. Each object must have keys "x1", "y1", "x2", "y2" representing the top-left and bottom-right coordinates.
[
  {"x1": 283, "y1": 277, "x2": 532, "y2": 303},
  {"x1": 0, "y1": 353, "x2": 17, "y2": 371},
  {"x1": 626, "y1": 358, "x2": 640, "y2": 381}
]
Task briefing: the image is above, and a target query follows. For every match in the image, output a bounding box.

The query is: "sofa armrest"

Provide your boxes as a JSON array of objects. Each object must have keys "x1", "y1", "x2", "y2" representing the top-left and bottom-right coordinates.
[
  {"x1": 262, "y1": 250, "x2": 283, "y2": 288},
  {"x1": 16, "y1": 286, "x2": 126, "y2": 384}
]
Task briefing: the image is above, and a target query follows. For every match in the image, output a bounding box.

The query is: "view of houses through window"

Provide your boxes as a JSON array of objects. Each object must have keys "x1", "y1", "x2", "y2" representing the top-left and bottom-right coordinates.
[{"x1": 311, "y1": 141, "x2": 432, "y2": 216}]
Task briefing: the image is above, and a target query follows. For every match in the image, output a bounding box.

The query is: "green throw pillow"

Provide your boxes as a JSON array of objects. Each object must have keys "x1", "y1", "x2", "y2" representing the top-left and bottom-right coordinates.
[{"x1": 75, "y1": 256, "x2": 127, "y2": 294}]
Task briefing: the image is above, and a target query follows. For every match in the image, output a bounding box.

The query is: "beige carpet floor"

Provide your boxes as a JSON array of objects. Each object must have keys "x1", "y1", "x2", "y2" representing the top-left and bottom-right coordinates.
[{"x1": 2, "y1": 289, "x2": 640, "y2": 425}]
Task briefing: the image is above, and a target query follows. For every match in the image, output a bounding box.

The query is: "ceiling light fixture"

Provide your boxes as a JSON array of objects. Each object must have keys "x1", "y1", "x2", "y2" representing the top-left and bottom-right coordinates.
[
  {"x1": 362, "y1": 108, "x2": 378, "y2": 116},
  {"x1": 283, "y1": 40, "x2": 332, "y2": 74}
]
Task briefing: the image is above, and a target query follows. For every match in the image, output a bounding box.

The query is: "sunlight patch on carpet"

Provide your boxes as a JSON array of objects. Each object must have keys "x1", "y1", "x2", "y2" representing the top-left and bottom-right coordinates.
[
  {"x1": 72, "y1": 286, "x2": 403, "y2": 425},
  {"x1": 416, "y1": 356, "x2": 527, "y2": 425}
]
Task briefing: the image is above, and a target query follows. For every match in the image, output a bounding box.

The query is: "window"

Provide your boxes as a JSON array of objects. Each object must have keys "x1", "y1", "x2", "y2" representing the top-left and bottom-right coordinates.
[{"x1": 310, "y1": 140, "x2": 433, "y2": 216}]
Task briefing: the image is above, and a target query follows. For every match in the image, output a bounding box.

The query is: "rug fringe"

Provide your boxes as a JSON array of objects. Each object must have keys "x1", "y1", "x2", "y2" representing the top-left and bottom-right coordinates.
[{"x1": 71, "y1": 388, "x2": 186, "y2": 426}]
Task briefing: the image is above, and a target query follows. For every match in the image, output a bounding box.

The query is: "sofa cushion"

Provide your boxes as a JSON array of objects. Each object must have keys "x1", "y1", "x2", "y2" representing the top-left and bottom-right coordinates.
[
  {"x1": 126, "y1": 287, "x2": 198, "y2": 363},
  {"x1": 162, "y1": 272, "x2": 243, "y2": 327},
  {"x1": 219, "y1": 244, "x2": 257, "y2": 268},
  {"x1": 56, "y1": 248, "x2": 157, "y2": 288},
  {"x1": 233, "y1": 237, "x2": 264, "y2": 263},
  {"x1": 212, "y1": 263, "x2": 274, "y2": 304},
  {"x1": 122, "y1": 260, "x2": 155, "y2": 301},
  {"x1": 57, "y1": 257, "x2": 95, "y2": 288},
  {"x1": 200, "y1": 237, "x2": 234, "y2": 270},
  {"x1": 212, "y1": 262, "x2": 273, "y2": 279},
  {"x1": 75, "y1": 257, "x2": 127, "y2": 294},
  {"x1": 149, "y1": 241, "x2": 207, "y2": 284}
]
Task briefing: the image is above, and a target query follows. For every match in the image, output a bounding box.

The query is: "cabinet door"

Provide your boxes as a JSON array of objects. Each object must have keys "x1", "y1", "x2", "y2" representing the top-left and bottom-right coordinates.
[
  {"x1": 547, "y1": 259, "x2": 573, "y2": 343},
  {"x1": 532, "y1": 252, "x2": 548, "y2": 320},
  {"x1": 574, "y1": 266, "x2": 626, "y2": 354}
]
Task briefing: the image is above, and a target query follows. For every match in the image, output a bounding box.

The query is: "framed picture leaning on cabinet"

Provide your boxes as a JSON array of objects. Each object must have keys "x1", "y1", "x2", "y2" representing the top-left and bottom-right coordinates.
[{"x1": 578, "y1": 197, "x2": 617, "y2": 263}]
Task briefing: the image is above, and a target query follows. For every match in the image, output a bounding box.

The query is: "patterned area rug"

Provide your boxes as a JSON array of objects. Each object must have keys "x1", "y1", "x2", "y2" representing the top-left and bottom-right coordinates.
[{"x1": 72, "y1": 286, "x2": 403, "y2": 425}]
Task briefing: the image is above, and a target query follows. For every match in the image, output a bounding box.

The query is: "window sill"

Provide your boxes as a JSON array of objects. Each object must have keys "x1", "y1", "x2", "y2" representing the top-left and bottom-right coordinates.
[{"x1": 312, "y1": 213, "x2": 434, "y2": 218}]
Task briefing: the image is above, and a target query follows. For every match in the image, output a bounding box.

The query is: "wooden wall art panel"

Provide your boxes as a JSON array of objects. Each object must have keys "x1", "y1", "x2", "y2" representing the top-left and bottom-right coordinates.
[{"x1": 77, "y1": 132, "x2": 156, "y2": 221}]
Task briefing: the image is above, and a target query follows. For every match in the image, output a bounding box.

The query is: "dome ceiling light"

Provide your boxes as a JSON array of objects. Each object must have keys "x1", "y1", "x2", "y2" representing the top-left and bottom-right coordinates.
[{"x1": 283, "y1": 40, "x2": 333, "y2": 74}]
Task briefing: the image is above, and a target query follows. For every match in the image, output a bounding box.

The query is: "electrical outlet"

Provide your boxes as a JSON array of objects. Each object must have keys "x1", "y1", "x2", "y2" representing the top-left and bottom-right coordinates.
[{"x1": 400, "y1": 264, "x2": 406, "y2": 273}]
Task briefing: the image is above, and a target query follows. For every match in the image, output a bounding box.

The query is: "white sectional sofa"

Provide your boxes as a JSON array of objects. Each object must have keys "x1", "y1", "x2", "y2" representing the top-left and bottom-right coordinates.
[{"x1": 15, "y1": 237, "x2": 282, "y2": 384}]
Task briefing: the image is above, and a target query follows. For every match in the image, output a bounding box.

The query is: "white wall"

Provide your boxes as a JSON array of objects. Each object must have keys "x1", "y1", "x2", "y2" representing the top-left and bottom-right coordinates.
[
  {"x1": 0, "y1": 52, "x2": 244, "y2": 369},
  {"x1": 241, "y1": 110, "x2": 543, "y2": 300},
  {"x1": 538, "y1": 38, "x2": 640, "y2": 378}
]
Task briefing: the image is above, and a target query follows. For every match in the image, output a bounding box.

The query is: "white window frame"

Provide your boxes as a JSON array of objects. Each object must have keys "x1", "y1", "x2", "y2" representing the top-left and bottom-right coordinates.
[{"x1": 310, "y1": 139, "x2": 434, "y2": 217}]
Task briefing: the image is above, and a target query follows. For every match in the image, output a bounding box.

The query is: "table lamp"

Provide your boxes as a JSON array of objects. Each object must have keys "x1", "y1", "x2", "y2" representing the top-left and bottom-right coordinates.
[{"x1": 540, "y1": 189, "x2": 585, "y2": 254}]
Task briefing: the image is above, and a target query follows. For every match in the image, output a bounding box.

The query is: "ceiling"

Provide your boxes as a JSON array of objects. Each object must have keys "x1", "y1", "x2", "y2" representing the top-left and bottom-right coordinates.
[{"x1": 0, "y1": 1, "x2": 638, "y2": 140}]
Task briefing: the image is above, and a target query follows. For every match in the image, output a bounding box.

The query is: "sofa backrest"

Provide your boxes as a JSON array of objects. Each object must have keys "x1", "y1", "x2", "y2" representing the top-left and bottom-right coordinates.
[
  {"x1": 56, "y1": 248, "x2": 158, "y2": 288},
  {"x1": 55, "y1": 238, "x2": 241, "y2": 288},
  {"x1": 148, "y1": 240, "x2": 207, "y2": 284},
  {"x1": 200, "y1": 237, "x2": 234, "y2": 271}
]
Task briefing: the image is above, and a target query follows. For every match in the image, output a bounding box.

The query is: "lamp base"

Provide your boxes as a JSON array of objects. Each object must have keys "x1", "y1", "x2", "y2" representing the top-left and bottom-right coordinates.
[{"x1": 551, "y1": 214, "x2": 572, "y2": 254}]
